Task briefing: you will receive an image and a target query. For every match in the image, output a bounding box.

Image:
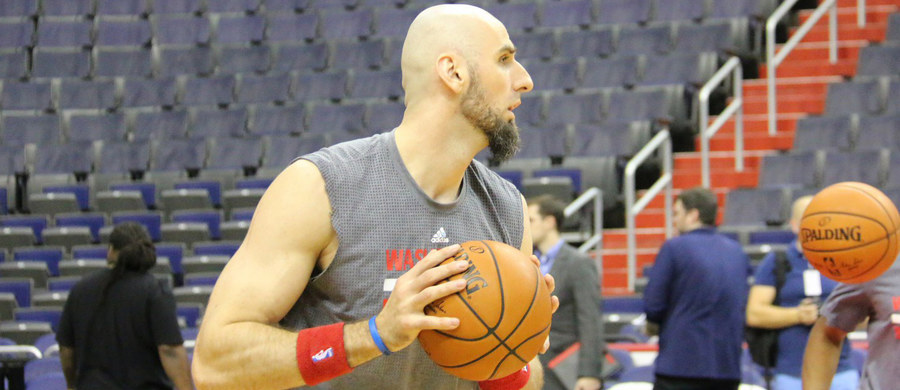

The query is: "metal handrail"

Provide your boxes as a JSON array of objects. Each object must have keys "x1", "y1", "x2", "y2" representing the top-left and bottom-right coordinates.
[
  {"x1": 624, "y1": 130, "x2": 673, "y2": 291},
  {"x1": 699, "y1": 56, "x2": 744, "y2": 188},
  {"x1": 858, "y1": 0, "x2": 867, "y2": 27},
  {"x1": 564, "y1": 187, "x2": 603, "y2": 255},
  {"x1": 0, "y1": 345, "x2": 42, "y2": 360},
  {"x1": 767, "y1": 0, "x2": 839, "y2": 135}
]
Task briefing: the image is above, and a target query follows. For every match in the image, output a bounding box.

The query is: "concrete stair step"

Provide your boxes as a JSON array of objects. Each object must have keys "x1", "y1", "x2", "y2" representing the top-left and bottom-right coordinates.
[
  {"x1": 759, "y1": 59, "x2": 857, "y2": 78},
  {"x1": 798, "y1": 4, "x2": 898, "y2": 25}
]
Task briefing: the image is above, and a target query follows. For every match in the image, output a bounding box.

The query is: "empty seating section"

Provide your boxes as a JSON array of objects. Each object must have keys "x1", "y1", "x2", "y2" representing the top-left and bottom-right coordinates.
[{"x1": 0, "y1": 1, "x2": 806, "y2": 360}]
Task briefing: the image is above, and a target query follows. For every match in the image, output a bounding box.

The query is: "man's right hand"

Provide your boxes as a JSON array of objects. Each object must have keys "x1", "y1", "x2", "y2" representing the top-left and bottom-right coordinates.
[
  {"x1": 375, "y1": 244, "x2": 469, "y2": 353},
  {"x1": 797, "y1": 299, "x2": 819, "y2": 326}
]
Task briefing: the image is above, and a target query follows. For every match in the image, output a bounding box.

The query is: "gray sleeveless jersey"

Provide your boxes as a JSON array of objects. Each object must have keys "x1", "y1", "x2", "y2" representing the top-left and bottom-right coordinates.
[{"x1": 282, "y1": 130, "x2": 525, "y2": 390}]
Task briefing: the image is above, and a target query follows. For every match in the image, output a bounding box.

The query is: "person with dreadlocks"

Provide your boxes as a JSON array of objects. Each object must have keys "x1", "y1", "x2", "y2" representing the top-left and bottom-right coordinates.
[{"x1": 57, "y1": 222, "x2": 192, "y2": 389}]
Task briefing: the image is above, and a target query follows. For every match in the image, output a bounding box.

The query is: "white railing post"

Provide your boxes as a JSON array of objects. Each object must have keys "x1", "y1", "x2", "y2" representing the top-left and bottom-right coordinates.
[
  {"x1": 698, "y1": 56, "x2": 744, "y2": 188},
  {"x1": 564, "y1": 187, "x2": 603, "y2": 256},
  {"x1": 624, "y1": 130, "x2": 672, "y2": 291},
  {"x1": 858, "y1": 0, "x2": 867, "y2": 27},
  {"x1": 767, "y1": 0, "x2": 839, "y2": 135}
]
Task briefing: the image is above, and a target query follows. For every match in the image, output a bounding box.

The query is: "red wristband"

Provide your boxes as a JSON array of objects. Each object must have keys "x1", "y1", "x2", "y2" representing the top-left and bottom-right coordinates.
[
  {"x1": 478, "y1": 364, "x2": 531, "y2": 390},
  {"x1": 296, "y1": 322, "x2": 353, "y2": 386}
]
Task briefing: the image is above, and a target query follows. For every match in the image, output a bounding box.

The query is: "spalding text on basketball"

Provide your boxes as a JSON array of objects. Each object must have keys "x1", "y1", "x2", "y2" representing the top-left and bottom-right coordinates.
[
  {"x1": 455, "y1": 251, "x2": 488, "y2": 297},
  {"x1": 800, "y1": 226, "x2": 862, "y2": 243}
]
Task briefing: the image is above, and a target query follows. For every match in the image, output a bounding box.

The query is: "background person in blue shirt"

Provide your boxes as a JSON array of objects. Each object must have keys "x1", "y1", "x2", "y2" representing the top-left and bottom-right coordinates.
[
  {"x1": 643, "y1": 187, "x2": 751, "y2": 390},
  {"x1": 747, "y1": 196, "x2": 858, "y2": 390},
  {"x1": 529, "y1": 195, "x2": 604, "y2": 390}
]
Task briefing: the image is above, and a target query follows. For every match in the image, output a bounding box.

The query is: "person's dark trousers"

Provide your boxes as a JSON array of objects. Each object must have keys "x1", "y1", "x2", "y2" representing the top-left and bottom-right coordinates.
[{"x1": 653, "y1": 373, "x2": 740, "y2": 390}]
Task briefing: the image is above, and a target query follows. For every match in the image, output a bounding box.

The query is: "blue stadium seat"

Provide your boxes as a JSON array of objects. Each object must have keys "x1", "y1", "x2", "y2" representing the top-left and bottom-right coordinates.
[
  {"x1": 32, "y1": 49, "x2": 91, "y2": 78},
  {"x1": 176, "y1": 304, "x2": 203, "y2": 327},
  {"x1": 58, "y1": 79, "x2": 117, "y2": 111},
  {"x1": 1, "y1": 114, "x2": 62, "y2": 146},
  {"x1": 483, "y1": 3, "x2": 537, "y2": 32},
  {"x1": 32, "y1": 333, "x2": 58, "y2": 356},
  {"x1": 174, "y1": 181, "x2": 222, "y2": 207},
  {"x1": 15, "y1": 308, "x2": 62, "y2": 332},
  {"x1": 153, "y1": 0, "x2": 203, "y2": 14},
  {"x1": 824, "y1": 80, "x2": 885, "y2": 116},
  {"x1": 652, "y1": 0, "x2": 707, "y2": 22},
  {"x1": 329, "y1": 40, "x2": 386, "y2": 70},
  {"x1": 262, "y1": 134, "x2": 326, "y2": 169},
  {"x1": 96, "y1": 18, "x2": 152, "y2": 47},
  {"x1": 0, "y1": 278, "x2": 32, "y2": 307},
  {"x1": 524, "y1": 60, "x2": 579, "y2": 93},
  {"x1": 182, "y1": 76, "x2": 236, "y2": 107},
  {"x1": 94, "y1": 47, "x2": 153, "y2": 78},
  {"x1": 0, "y1": 20, "x2": 34, "y2": 48},
  {"x1": 42, "y1": 184, "x2": 91, "y2": 212},
  {"x1": 596, "y1": 0, "x2": 651, "y2": 25},
  {"x1": 792, "y1": 115, "x2": 855, "y2": 151},
  {"x1": 36, "y1": 20, "x2": 92, "y2": 47},
  {"x1": 571, "y1": 121, "x2": 650, "y2": 157},
  {"x1": 216, "y1": 45, "x2": 271, "y2": 74},
  {"x1": 581, "y1": 56, "x2": 640, "y2": 89},
  {"x1": 349, "y1": 69, "x2": 402, "y2": 99},
  {"x1": 2, "y1": 216, "x2": 48, "y2": 245},
  {"x1": 266, "y1": 13, "x2": 318, "y2": 43},
  {"x1": 640, "y1": 52, "x2": 715, "y2": 86},
  {"x1": 540, "y1": 0, "x2": 593, "y2": 28},
  {"x1": 72, "y1": 244, "x2": 109, "y2": 260},
  {"x1": 48, "y1": 277, "x2": 79, "y2": 292},
  {"x1": 365, "y1": 101, "x2": 404, "y2": 134},
  {"x1": 230, "y1": 208, "x2": 254, "y2": 222},
  {"x1": 673, "y1": 19, "x2": 745, "y2": 55},
  {"x1": 154, "y1": 15, "x2": 211, "y2": 45},
  {"x1": 249, "y1": 104, "x2": 305, "y2": 136},
  {"x1": 193, "y1": 241, "x2": 240, "y2": 257},
  {"x1": 14, "y1": 247, "x2": 64, "y2": 277},
  {"x1": 857, "y1": 45, "x2": 900, "y2": 78},
  {"x1": 856, "y1": 114, "x2": 900, "y2": 151},
  {"x1": 0, "y1": 1, "x2": 38, "y2": 18},
  {"x1": 1, "y1": 80, "x2": 53, "y2": 111},
  {"x1": 97, "y1": 141, "x2": 152, "y2": 175},
  {"x1": 821, "y1": 150, "x2": 885, "y2": 188},
  {"x1": 318, "y1": 9, "x2": 374, "y2": 39},
  {"x1": 189, "y1": 108, "x2": 247, "y2": 138},
  {"x1": 373, "y1": 7, "x2": 420, "y2": 39},
  {"x1": 109, "y1": 182, "x2": 156, "y2": 209},
  {"x1": 709, "y1": 0, "x2": 769, "y2": 18},
  {"x1": 272, "y1": 43, "x2": 328, "y2": 73},
  {"x1": 24, "y1": 357, "x2": 62, "y2": 384},
  {"x1": 236, "y1": 73, "x2": 292, "y2": 104},
  {"x1": 151, "y1": 138, "x2": 207, "y2": 172},
  {"x1": 206, "y1": 0, "x2": 260, "y2": 13},
  {"x1": 56, "y1": 213, "x2": 106, "y2": 243},
  {"x1": 721, "y1": 188, "x2": 788, "y2": 227},
  {"x1": 206, "y1": 137, "x2": 263, "y2": 170},
  {"x1": 606, "y1": 87, "x2": 681, "y2": 123},
  {"x1": 509, "y1": 31, "x2": 556, "y2": 62},
  {"x1": 157, "y1": 46, "x2": 215, "y2": 77},
  {"x1": 133, "y1": 110, "x2": 189, "y2": 140},
  {"x1": 215, "y1": 15, "x2": 265, "y2": 44},
  {"x1": 0, "y1": 49, "x2": 28, "y2": 79},
  {"x1": 157, "y1": 243, "x2": 186, "y2": 275},
  {"x1": 123, "y1": 78, "x2": 178, "y2": 108},
  {"x1": 886, "y1": 13, "x2": 900, "y2": 42},
  {"x1": 264, "y1": 0, "x2": 311, "y2": 12},
  {"x1": 96, "y1": 0, "x2": 149, "y2": 16},
  {"x1": 41, "y1": 0, "x2": 93, "y2": 16},
  {"x1": 306, "y1": 103, "x2": 366, "y2": 134},
  {"x1": 235, "y1": 177, "x2": 272, "y2": 190},
  {"x1": 67, "y1": 113, "x2": 127, "y2": 143},
  {"x1": 294, "y1": 70, "x2": 349, "y2": 101},
  {"x1": 111, "y1": 211, "x2": 163, "y2": 242},
  {"x1": 172, "y1": 210, "x2": 223, "y2": 241},
  {"x1": 616, "y1": 25, "x2": 673, "y2": 56},
  {"x1": 516, "y1": 127, "x2": 566, "y2": 159},
  {"x1": 544, "y1": 92, "x2": 604, "y2": 126},
  {"x1": 758, "y1": 151, "x2": 821, "y2": 189}
]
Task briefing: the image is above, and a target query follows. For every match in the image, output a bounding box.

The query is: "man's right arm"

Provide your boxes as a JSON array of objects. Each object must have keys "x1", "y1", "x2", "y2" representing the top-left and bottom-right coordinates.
[
  {"x1": 746, "y1": 286, "x2": 818, "y2": 328},
  {"x1": 192, "y1": 160, "x2": 468, "y2": 389},
  {"x1": 801, "y1": 317, "x2": 847, "y2": 390}
]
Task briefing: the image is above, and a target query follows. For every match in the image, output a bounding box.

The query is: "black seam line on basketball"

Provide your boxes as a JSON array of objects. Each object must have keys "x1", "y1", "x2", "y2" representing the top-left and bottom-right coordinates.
[
  {"x1": 836, "y1": 184, "x2": 900, "y2": 231},
  {"x1": 432, "y1": 241, "x2": 507, "y2": 342},
  {"x1": 485, "y1": 322, "x2": 552, "y2": 380},
  {"x1": 807, "y1": 229, "x2": 898, "y2": 279},
  {"x1": 435, "y1": 253, "x2": 542, "y2": 369}
]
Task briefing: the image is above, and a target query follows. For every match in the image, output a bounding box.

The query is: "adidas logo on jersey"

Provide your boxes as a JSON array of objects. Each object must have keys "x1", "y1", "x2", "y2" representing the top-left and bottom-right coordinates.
[{"x1": 431, "y1": 227, "x2": 449, "y2": 243}]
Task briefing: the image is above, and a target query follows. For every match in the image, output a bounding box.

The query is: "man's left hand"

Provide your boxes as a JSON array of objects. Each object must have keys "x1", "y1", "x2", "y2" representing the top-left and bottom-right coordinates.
[
  {"x1": 528, "y1": 254, "x2": 559, "y2": 353},
  {"x1": 574, "y1": 376, "x2": 602, "y2": 390}
]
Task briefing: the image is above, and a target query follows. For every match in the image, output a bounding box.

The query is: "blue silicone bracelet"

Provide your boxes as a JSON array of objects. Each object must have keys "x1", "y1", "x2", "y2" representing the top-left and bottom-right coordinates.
[{"x1": 368, "y1": 316, "x2": 391, "y2": 356}]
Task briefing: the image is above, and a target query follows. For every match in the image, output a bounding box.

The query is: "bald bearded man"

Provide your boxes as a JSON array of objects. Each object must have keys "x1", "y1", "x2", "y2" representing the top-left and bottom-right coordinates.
[{"x1": 191, "y1": 4, "x2": 557, "y2": 390}]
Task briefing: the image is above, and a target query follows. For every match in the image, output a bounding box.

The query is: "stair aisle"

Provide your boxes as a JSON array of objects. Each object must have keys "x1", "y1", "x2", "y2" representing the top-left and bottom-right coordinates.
[{"x1": 599, "y1": 1, "x2": 900, "y2": 296}]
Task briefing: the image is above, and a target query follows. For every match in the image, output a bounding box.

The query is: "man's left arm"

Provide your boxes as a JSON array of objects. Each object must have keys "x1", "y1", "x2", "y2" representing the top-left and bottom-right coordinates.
[
  {"x1": 572, "y1": 252, "x2": 604, "y2": 390},
  {"x1": 59, "y1": 346, "x2": 76, "y2": 389}
]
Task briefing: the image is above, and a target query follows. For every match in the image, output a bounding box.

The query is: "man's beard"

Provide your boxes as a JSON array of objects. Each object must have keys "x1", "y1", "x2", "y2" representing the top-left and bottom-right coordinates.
[{"x1": 461, "y1": 72, "x2": 520, "y2": 163}]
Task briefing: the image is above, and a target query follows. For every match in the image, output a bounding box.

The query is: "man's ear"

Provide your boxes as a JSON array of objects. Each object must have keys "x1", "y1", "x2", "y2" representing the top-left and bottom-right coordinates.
[{"x1": 436, "y1": 53, "x2": 467, "y2": 94}]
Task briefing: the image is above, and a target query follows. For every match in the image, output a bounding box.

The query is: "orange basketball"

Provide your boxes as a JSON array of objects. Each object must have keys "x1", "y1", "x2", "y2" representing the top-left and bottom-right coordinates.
[
  {"x1": 418, "y1": 240, "x2": 552, "y2": 381},
  {"x1": 800, "y1": 182, "x2": 900, "y2": 284}
]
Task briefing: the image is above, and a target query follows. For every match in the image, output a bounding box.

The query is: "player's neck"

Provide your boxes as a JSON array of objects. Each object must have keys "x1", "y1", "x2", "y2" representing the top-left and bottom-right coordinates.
[{"x1": 394, "y1": 114, "x2": 485, "y2": 203}]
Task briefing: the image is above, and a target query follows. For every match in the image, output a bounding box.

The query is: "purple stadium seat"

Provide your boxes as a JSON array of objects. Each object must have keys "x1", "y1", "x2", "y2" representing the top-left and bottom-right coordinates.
[
  {"x1": 14, "y1": 247, "x2": 64, "y2": 276},
  {"x1": 189, "y1": 108, "x2": 247, "y2": 138},
  {"x1": 821, "y1": 150, "x2": 884, "y2": 188},
  {"x1": 182, "y1": 76, "x2": 236, "y2": 106},
  {"x1": 154, "y1": 15, "x2": 211, "y2": 45},
  {"x1": 206, "y1": 0, "x2": 260, "y2": 13},
  {"x1": 1, "y1": 80, "x2": 52, "y2": 111},
  {"x1": 123, "y1": 78, "x2": 178, "y2": 108},
  {"x1": 856, "y1": 45, "x2": 900, "y2": 78},
  {"x1": 58, "y1": 79, "x2": 117, "y2": 110},
  {"x1": 483, "y1": 3, "x2": 537, "y2": 32},
  {"x1": 97, "y1": 141, "x2": 151, "y2": 175},
  {"x1": 262, "y1": 134, "x2": 326, "y2": 169},
  {"x1": 544, "y1": 92, "x2": 604, "y2": 126},
  {"x1": 294, "y1": 70, "x2": 349, "y2": 101},
  {"x1": 111, "y1": 211, "x2": 163, "y2": 242},
  {"x1": 133, "y1": 110, "x2": 189, "y2": 140},
  {"x1": 153, "y1": 0, "x2": 203, "y2": 15},
  {"x1": 824, "y1": 80, "x2": 884, "y2": 116},
  {"x1": 307, "y1": 103, "x2": 366, "y2": 134},
  {"x1": 328, "y1": 40, "x2": 386, "y2": 70},
  {"x1": 509, "y1": 31, "x2": 556, "y2": 62},
  {"x1": 581, "y1": 56, "x2": 640, "y2": 89},
  {"x1": 67, "y1": 113, "x2": 127, "y2": 142},
  {"x1": 349, "y1": 69, "x2": 402, "y2": 99},
  {"x1": 318, "y1": 9, "x2": 374, "y2": 39},
  {"x1": 36, "y1": 20, "x2": 92, "y2": 47},
  {"x1": 792, "y1": 115, "x2": 854, "y2": 151},
  {"x1": 236, "y1": 73, "x2": 292, "y2": 104},
  {"x1": 215, "y1": 15, "x2": 265, "y2": 44},
  {"x1": 206, "y1": 137, "x2": 263, "y2": 170},
  {"x1": 41, "y1": 0, "x2": 94, "y2": 16},
  {"x1": 157, "y1": 46, "x2": 214, "y2": 77},
  {"x1": 0, "y1": 0, "x2": 38, "y2": 18},
  {"x1": 267, "y1": 13, "x2": 318, "y2": 43},
  {"x1": 558, "y1": 29, "x2": 614, "y2": 59},
  {"x1": 249, "y1": 104, "x2": 306, "y2": 136},
  {"x1": 216, "y1": 45, "x2": 271, "y2": 74},
  {"x1": 56, "y1": 213, "x2": 106, "y2": 243},
  {"x1": 151, "y1": 138, "x2": 207, "y2": 172},
  {"x1": 1, "y1": 114, "x2": 62, "y2": 146},
  {"x1": 540, "y1": 0, "x2": 593, "y2": 28},
  {"x1": 856, "y1": 114, "x2": 900, "y2": 151},
  {"x1": 523, "y1": 61, "x2": 578, "y2": 93},
  {"x1": 0, "y1": 20, "x2": 33, "y2": 48},
  {"x1": 652, "y1": 0, "x2": 707, "y2": 22},
  {"x1": 722, "y1": 188, "x2": 788, "y2": 227},
  {"x1": 616, "y1": 25, "x2": 673, "y2": 56},
  {"x1": 596, "y1": 0, "x2": 652, "y2": 25},
  {"x1": 94, "y1": 47, "x2": 153, "y2": 78},
  {"x1": 172, "y1": 211, "x2": 223, "y2": 240},
  {"x1": 365, "y1": 101, "x2": 404, "y2": 134},
  {"x1": 759, "y1": 151, "x2": 821, "y2": 189},
  {"x1": 0, "y1": 49, "x2": 28, "y2": 79},
  {"x1": 638, "y1": 52, "x2": 714, "y2": 86},
  {"x1": 272, "y1": 43, "x2": 328, "y2": 73},
  {"x1": 96, "y1": 0, "x2": 148, "y2": 16},
  {"x1": 32, "y1": 143, "x2": 94, "y2": 175},
  {"x1": 373, "y1": 7, "x2": 420, "y2": 38},
  {"x1": 31, "y1": 48, "x2": 91, "y2": 78},
  {"x1": 96, "y1": 18, "x2": 152, "y2": 46}
]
